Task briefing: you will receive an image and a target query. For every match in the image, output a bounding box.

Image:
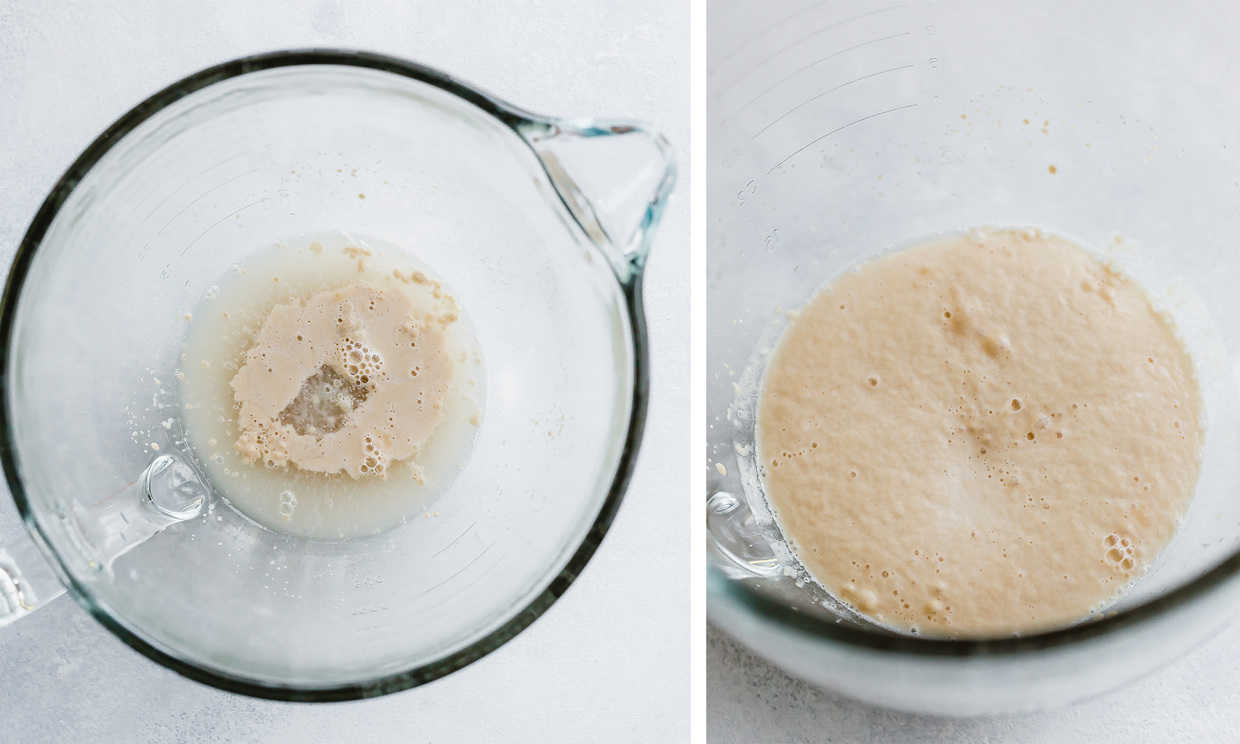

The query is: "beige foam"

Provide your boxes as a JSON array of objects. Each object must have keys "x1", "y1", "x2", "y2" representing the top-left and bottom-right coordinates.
[
  {"x1": 758, "y1": 228, "x2": 1203, "y2": 637},
  {"x1": 231, "y1": 282, "x2": 457, "y2": 480}
]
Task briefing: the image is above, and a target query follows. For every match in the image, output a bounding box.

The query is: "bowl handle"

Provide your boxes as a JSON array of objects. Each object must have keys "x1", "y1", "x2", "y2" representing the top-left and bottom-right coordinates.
[
  {"x1": 517, "y1": 118, "x2": 676, "y2": 284},
  {"x1": 0, "y1": 453, "x2": 208, "y2": 627},
  {"x1": 707, "y1": 490, "x2": 784, "y2": 579},
  {"x1": 0, "y1": 524, "x2": 65, "y2": 627}
]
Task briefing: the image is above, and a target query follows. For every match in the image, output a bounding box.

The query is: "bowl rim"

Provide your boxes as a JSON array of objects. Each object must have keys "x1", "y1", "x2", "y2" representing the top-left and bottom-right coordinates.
[
  {"x1": 712, "y1": 536, "x2": 1240, "y2": 657},
  {"x1": 0, "y1": 48, "x2": 653, "y2": 701}
]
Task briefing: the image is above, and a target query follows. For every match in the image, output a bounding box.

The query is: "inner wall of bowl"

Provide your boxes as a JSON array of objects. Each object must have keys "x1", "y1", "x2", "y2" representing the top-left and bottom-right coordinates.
[
  {"x1": 10, "y1": 65, "x2": 633, "y2": 685},
  {"x1": 708, "y1": 0, "x2": 1240, "y2": 629}
]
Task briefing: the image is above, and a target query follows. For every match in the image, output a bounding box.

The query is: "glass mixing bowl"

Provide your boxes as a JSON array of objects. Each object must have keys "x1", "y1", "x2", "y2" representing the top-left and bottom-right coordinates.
[
  {"x1": 708, "y1": 0, "x2": 1240, "y2": 715},
  {"x1": 0, "y1": 50, "x2": 674, "y2": 699}
]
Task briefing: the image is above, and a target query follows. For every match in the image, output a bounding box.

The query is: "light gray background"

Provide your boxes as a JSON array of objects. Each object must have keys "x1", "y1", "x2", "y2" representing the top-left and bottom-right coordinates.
[
  {"x1": 0, "y1": 1, "x2": 687, "y2": 741},
  {"x1": 710, "y1": 612, "x2": 1240, "y2": 741}
]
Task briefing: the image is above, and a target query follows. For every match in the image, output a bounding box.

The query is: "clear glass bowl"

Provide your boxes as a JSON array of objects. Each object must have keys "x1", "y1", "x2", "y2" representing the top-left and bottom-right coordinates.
[
  {"x1": 0, "y1": 50, "x2": 674, "y2": 699},
  {"x1": 708, "y1": 0, "x2": 1240, "y2": 714}
]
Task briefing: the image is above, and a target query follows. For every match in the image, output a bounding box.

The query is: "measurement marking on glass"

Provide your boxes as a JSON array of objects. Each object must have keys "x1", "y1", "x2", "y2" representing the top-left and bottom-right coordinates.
[
  {"x1": 728, "y1": 32, "x2": 913, "y2": 122},
  {"x1": 767, "y1": 103, "x2": 918, "y2": 174},
  {"x1": 139, "y1": 167, "x2": 264, "y2": 259},
  {"x1": 752, "y1": 64, "x2": 915, "y2": 139},
  {"x1": 432, "y1": 522, "x2": 477, "y2": 558},
  {"x1": 411, "y1": 555, "x2": 504, "y2": 618},
  {"x1": 177, "y1": 196, "x2": 273, "y2": 255},
  {"x1": 138, "y1": 153, "x2": 248, "y2": 224},
  {"x1": 415, "y1": 543, "x2": 493, "y2": 598},
  {"x1": 710, "y1": 0, "x2": 836, "y2": 78},
  {"x1": 714, "y1": 5, "x2": 905, "y2": 97}
]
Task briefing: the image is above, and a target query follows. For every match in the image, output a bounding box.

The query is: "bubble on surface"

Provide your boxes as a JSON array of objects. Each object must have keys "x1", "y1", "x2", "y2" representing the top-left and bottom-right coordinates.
[
  {"x1": 1102, "y1": 532, "x2": 1137, "y2": 571},
  {"x1": 278, "y1": 490, "x2": 297, "y2": 520}
]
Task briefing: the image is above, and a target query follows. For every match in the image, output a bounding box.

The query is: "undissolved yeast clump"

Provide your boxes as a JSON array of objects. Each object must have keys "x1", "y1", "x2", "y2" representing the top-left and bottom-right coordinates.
[
  {"x1": 231, "y1": 275, "x2": 459, "y2": 482},
  {"x1": 758, "y1": 227, "x2": 1203, "y2": 637}
]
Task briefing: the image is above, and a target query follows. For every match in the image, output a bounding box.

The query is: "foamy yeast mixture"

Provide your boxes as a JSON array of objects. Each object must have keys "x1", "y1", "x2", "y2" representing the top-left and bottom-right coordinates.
[
  {"x1": 181, "y1": 233, "x2": 484, "y2": 539},
  {"x1": 758, "y1": 228, "x2": 1202, "y2": 637}
]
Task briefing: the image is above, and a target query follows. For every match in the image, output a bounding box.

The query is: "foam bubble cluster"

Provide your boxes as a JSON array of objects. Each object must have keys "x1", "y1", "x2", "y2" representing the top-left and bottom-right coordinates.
[
  {"x1": 358, "y1": 433, "x2": 387, "y2": 476},
  {"x1": 1103, "y1": 533, "x2": 1136, "y2": 572},
  {"x1": 336, "y1": 336, "x2": 388, "y2": 388},
  {"x1": 236, "y1": 419, "x2": 290, "y2": 470}
]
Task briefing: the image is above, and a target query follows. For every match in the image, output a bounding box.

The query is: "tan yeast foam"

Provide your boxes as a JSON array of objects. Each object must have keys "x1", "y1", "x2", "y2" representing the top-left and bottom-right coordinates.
[
  {"x1": 181, "y1": 232, "x2": 484, "y2": 538},
  {"x1": 757, "y1": 228, "x2": 1202, "y2": 636}
]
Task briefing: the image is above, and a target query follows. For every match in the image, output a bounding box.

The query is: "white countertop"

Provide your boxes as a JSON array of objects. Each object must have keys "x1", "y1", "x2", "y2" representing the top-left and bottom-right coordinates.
[
  {"x1": 709, "y1": 622, "x2": 1240, "y2": 742},
  {"x1": 0, "y1": 1, "x2": 688, "y2": 741}
]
